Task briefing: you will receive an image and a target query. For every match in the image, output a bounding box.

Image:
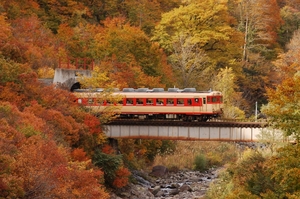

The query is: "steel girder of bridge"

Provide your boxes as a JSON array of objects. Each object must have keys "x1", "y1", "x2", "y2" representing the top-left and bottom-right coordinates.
[{"x1": 103, "y1": 124, "x2": 264, "y2": 142}]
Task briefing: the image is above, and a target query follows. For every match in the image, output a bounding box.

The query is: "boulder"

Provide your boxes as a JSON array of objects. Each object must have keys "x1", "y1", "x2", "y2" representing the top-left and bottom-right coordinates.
[
  {"x1": 149, "y1": 165, "x2": 168, "y2": 177},
  {"x1": 180, "y1": 184, "x2": 193, "y2": 192}
]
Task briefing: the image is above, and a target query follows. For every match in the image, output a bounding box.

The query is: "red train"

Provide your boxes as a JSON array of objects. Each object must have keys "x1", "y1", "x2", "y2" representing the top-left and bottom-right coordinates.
[{"x1": 74, "y1": 88, "x2": 224, "y2": 121}]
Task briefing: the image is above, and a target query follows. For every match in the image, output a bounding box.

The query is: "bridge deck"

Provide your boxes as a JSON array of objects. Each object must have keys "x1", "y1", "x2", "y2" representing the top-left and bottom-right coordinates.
[
  {"x1": 106, "y1": 120, "x2": 267, "y2": 128},
  {"x1": 104, "y1": 120, "x2": 267, "y2": 142}
]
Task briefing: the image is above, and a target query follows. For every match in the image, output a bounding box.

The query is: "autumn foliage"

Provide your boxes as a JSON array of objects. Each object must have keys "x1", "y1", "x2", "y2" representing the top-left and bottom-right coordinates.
[
  {"x1": 0, "y1": 57, "x2": 110, "y2": 197},
  {"x1": 101, "y1": 144, "x2": 115, "y2": 155},
  {"x1": 2, "y1": 0, "x2": 300, "y2": 197},
  {"x1": 0, "y1": 102, "x2": 109, "y2": 198},
  {"x1": 93, "y1": 146, "x2": 131, "y2": 189},
  {"x1": 112, "y1": 167, "x2": 131, "y2": 188},
  {"x1": 71, "y1": 148, "x2": 89, "y2": 162}
]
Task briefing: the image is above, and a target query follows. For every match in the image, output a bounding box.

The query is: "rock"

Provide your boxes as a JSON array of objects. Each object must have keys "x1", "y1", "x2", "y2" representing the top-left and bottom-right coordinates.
[
  {"x1": 149, "y1": 165, "x2": 168, "y2": 177},
  {"x1": 189, "y1": 176, "x2": 201, "y2": 182},
  {"x1": 180, "y1": 184, "x2": 192, "y2": 192},
  {"x1": 154, "y1": 190, "x2": 164, "y2": 197},
  {"x1": 151, "y1": 186, "x2": 161, "y2": 196},
  {"x1": 170, "y1": 183, "x2": 180, "y2": 188},
  {"x1": 131, "y1": 170, "x2": 152, "y2": 186},
  {"x1": 109, "y1": 193, "x2": 122, "y2": 199},
  {"x1": 169, "y1": 188, "x2": 180, "y2": 195},
  {"x1": 119, "y1": 192, "x2": 131, "y2": 198},
  {"x1": 110, "y1": 167, "x2": 221, "y2": 199}
]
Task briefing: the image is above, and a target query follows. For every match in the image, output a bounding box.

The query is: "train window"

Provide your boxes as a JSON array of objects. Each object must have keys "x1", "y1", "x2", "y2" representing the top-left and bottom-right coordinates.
[
  {"x1": 220, "y1": 96, "x2": 223, "y2": 103},
  {"x1": 78, "y1": 98, "x2": 82, "y2": 104},
  {"x1": 117, "y1": 100, "x2": 123, "y2": 105},
  {"x1": 106, "y1": 98, "x2": 118, "y2": 105},
  {"x1": 136, "y1": 98, "x2": 144, "y2": 105},
  {"x1": 177, "y1": 98, "x2": 184, "y2": 105},
  {"x1": 88, "y1": 98, "x2": 94, "y2": 105},
  {"x1": 203, "y1": 98, "x2": 206, "y2": 104},
  {"x1": 156, "y1": 98, "x2": 164, "y2": 105},
  {"x1": 106, "y1": 100, "x2": 113, "y2": 105},
  {"x1": 126, "y1": 98, "x2": 134, "y2": 105},
  {"x1": 167, "y1": 99, "x2": 174, "y2": 105},
  {"x1": 97, "y1": 98, "x2": 104, "y2": 105},
  {"x1": 207, "y1": 97, "x2": 211, "y2": 103},
  {"x1": 212, "y1": 97, "x2": 217, "y2": 103},
  {"x1": 146, "y1": 98, "x2": 153, "y2": 105},
  {"x1": 187, "y1": 99, "x2": 192, "y2": 106},
  {"x1": 194, "y1": 98, "x2": 201, "y2": 105}
]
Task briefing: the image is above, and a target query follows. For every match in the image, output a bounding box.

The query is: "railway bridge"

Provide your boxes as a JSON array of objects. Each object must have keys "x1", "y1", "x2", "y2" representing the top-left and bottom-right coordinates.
[{"x1": 104, "y1": 120, "x2": 269, "y2": 142}]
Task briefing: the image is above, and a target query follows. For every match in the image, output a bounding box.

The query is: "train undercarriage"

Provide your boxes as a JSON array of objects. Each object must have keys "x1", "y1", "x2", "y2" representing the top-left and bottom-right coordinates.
[{"x1": 118, "y1": 113, "x2": 221, "y2": 122}]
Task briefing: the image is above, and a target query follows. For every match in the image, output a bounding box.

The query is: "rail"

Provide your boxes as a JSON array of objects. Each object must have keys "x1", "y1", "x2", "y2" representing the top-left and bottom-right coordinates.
[
  {"x1": 58, "y1": 57, "x2": 94, "y2": 70},
  {"x1": 106, "y1": 119, "x2": 268, "y2": 128}
]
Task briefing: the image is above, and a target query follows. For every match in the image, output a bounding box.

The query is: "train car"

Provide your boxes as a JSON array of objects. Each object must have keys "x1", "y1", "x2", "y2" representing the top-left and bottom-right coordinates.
[{"x1": 74, "y1": 88, "x2": 224, "y2": 121}]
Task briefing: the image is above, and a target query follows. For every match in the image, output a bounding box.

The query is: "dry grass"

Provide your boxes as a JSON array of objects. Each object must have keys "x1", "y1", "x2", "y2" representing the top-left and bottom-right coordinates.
[{"x1": 152, "y1": 141, "x2": 238, "y2": 170}]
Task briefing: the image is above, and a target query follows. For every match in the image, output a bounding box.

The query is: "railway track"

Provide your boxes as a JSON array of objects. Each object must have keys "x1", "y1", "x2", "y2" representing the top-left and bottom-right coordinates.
[{"x1": 106, "y1": 119, "x2": 268, "y2": 128}]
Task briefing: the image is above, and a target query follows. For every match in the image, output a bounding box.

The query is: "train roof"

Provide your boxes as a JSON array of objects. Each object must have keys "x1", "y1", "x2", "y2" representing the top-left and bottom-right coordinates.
[
  {"x1": 74, "y1": 87, "x2": 216, "y2": 93},
  {"x1": 73, "y1": 88, "x2": 222, "y2": 97}
]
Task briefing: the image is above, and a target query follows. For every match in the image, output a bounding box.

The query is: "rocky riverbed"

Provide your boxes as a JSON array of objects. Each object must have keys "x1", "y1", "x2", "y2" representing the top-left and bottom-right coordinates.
[{"x1": 110, "y1": 165, "x2": 221, "y2": 199}]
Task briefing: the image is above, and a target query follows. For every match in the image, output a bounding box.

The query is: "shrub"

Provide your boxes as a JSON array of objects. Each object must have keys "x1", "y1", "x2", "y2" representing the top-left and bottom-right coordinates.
[
  {"x1": 193, "y1": 153, "x2": 207, "y2": 172},
  {"x1": 112, "y1": 167, "x2": 131, "y2": 188},
  {"x1": 92, "y1": 150, "x2": 123, "y2": 186},
  {"x1": 206, "y1": 152, "x2": 222, "y2": 167},
  {"x1": 71, "y1": 148, "x2": 89, "y2": 162},
  {"x1": 93, "y1": 149, "x2": 131, "y2": 188}
]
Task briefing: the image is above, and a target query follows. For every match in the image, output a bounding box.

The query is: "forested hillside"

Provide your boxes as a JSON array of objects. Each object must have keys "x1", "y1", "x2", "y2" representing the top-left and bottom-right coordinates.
[
  {"x1": 1, "y1": 0, "x2": 300, "y2": 114},
  {"x1": 1, "y1": 0, "x2": 300, "y2": 198}
]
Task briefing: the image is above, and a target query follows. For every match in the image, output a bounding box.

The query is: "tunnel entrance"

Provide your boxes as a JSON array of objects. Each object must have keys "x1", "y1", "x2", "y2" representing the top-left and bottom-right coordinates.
[{"x1": 70, "y1": 82, "x2": 81, "y2": 92}]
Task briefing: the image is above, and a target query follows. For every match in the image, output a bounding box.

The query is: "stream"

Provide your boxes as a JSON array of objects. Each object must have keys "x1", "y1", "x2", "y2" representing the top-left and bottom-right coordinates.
[{"x1": 110, "y1": 166, "x2": 221, "y2": 199}]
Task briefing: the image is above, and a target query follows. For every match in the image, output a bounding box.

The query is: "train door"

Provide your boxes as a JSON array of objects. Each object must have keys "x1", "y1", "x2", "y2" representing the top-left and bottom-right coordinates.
[
  {"x1": 202, "y1": 97, "x2": 207, "y2": 112},
  {"x1": 208, "y1": 96, "x2": 218, "y2": 113}
]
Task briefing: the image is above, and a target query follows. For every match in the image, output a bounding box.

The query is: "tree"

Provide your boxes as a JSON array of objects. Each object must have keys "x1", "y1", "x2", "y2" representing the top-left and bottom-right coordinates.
[
  {"x1": 214, "y1": 67, "x2": 245, "y2": 118},
  {"x1": 262, "y1": 75, "x2": 300, "y2": 142},
  {"x1": 92, "y1": 149, "x2": 130, "y2": 188},
  {"x1": 0, "y1": 0, "x2": 41, "y2": 20},
  {"x1": 0, "y1": 57, "x2": 31, "y2": 85},
  {"x1": 234, "y1": 0, "x2": 282, "y2": 62},
  {"x1": 273, "y1": 29, "x2": 300, "y2": 80},
  {"x1": 152, "y1": 0, "x2": 243, "y2": 89},
  {"x1": 263, "y1": 145, "x2": 300, "y2": 198},
  {"x1": 14, "y1": 136, "x2": 109, "y2": 199},
  {"x1": 281, "y1": 0, "x2": 300, "y2": 11},
  {"x1": 79, "y1": 0, "x2": 181, "y2": 35},
  {"x1": 123, "y1": 0, "x2": 161, "y2": 35},
  {"x1": 228, "y1": 0, "x2": 283, "y2": 113},
  {"x1": 262, "y1": 29, "x2": 300, "y2": 142},
  {"x1": 0, "y1": 15, "x2": 59, "y2": 70},
  {"x1": 207, "y1": 144, "x2": 300, "y2": 198},
  {"x1": 0, "y1": 14, "x2": 12, "y2": 51},
  {"x1": 92, "y1": 17, "x2": 175, "y2": 88},
  {"x1": 278, "y1": 6, "x2": 300, "y2": 49},
  {"x1": 77, "y1": 65, "x2": 124, "y2": 124},
  {"x1": 118, "y1": 139, "x2": 176, "y2": 169},
  {"x1": 169, "y1": 34, "x2": 208, "y2": 88},
  {"x1": 57, "y1": 23, "x2": 100, "y2": 60},
  {"x1": 0, "y1": 103, "x2": 26, "y2": 198},
  {"x1": 0, "y1": 101, "x2": 109, "y2": 198}
]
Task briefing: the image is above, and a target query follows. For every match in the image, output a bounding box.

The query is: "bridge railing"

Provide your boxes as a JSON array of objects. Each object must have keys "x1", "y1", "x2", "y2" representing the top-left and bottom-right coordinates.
[{"x1": 58, "y1": 57, "x2": 94, "y2": 70}]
